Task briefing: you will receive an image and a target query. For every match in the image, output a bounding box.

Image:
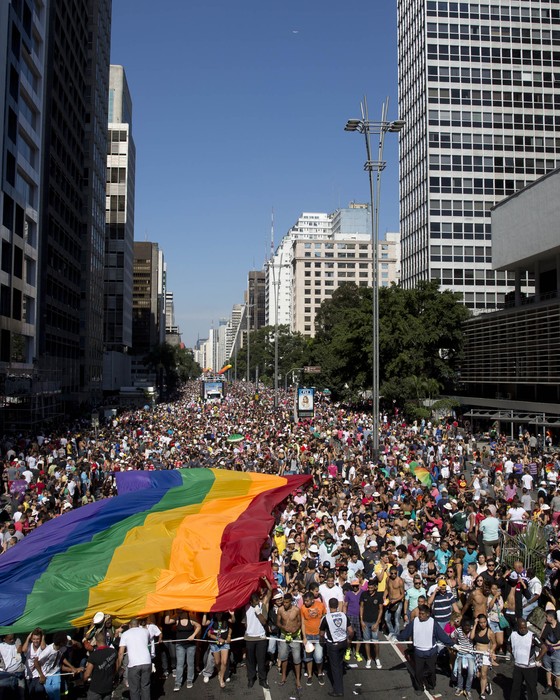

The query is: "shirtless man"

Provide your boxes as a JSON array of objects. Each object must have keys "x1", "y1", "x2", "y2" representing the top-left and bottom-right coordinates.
[
  {"x1": 384, "y1": 565, "x2": 405, "y2": 637},
  {"x1": 277, "y1": 593, "x2": 303, "y2": 689}
]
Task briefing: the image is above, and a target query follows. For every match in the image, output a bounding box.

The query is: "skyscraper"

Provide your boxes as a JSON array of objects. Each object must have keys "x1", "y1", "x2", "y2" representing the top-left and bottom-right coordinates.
[
  {"x1": 39, "y1": 0, "x2": 111, "y2": 398},
  {"x1": 0, "y1": 0, "x2": 45, "y2": 371},
  {"x1": 104, "y1": 65, "x2": 135, "y2": 390},
  {"x1": 397, "y1": 0, "x2": 559, "y2": 311}
]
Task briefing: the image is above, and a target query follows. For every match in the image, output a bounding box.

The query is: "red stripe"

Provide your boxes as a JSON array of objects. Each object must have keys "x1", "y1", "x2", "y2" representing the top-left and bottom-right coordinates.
[{"x1": 210, "y1": 475, "x2": 311, "y2": 612}]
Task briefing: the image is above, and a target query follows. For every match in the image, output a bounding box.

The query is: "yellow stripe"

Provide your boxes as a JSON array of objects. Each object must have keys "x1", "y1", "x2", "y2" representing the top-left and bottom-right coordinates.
[
  {"x1": 72, "y1": 471, "x2": 286, "y2": 625},
  {"x1": 141, "y1": 471, "x2": 287, "y2": 613}
]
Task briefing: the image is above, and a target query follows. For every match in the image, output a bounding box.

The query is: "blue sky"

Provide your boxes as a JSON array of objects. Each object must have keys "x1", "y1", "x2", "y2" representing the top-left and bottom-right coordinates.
[{"x1": 110, "y1": 1, "x2": 399, "y2": 346}]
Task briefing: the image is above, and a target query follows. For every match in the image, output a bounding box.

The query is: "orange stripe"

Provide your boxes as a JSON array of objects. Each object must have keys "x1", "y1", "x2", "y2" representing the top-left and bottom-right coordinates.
[{"x1": 139, "y1": 471, "x2": 287, "y2": 613}]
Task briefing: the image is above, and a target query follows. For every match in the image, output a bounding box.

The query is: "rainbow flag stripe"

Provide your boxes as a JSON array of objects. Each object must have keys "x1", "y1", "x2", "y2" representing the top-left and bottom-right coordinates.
[{"x1": 0, "y1": 469, "x2": 309, "y2": 633}]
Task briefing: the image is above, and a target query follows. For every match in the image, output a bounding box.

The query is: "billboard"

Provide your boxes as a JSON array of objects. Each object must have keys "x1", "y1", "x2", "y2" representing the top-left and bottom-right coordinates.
[
  {"x1": 201, "y1": 380, "x2": 226, "y2": 402},
  {"x1": 297, "y1": 387, "x2": 314, "y2": 418}
]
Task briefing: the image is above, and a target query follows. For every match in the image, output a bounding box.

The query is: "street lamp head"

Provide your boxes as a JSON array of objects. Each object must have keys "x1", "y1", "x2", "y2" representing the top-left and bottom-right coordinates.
[
  {"x1": 344, "y1": 119, "x2": 364, "y2": 132},
  {"x1": 388, "y1": 119, "x2": 405, "y2": 132}
]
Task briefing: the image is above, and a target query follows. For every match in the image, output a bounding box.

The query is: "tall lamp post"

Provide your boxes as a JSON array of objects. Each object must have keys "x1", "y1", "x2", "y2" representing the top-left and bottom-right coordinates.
[
  {"x1": 345, "y1": 97, "x2": 404, "y2": 462},
  {"x1": 268, "y1": 252, "x2": 288, "y2": 409}
]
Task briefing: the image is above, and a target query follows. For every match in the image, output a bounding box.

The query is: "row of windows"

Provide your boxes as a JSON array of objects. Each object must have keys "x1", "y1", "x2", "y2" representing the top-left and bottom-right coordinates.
[
  {"x1": 427, "y1": 44, "x2": 560, "y2": 66},
  {"x1": 428, "y1": 87, "x2": 560, "y2": 109},
  {"x1": 427, "y1": 23, "x2": 560, "y2": 44},
  {"x1": 429, "y1": 154, "x2": 557, "y2": 174},
  {"x1": 427, "y1": 175, "x2": 556, "y2": 195},
  {"x1": 428, "y1": 109, "x2": 560, "y2": 129},
  {"x1": 426, "y1": 1, "x2": 560, "y2": 23},
  {"x1": 429, "y1": 131, "x2": 560, "y2": 152},
  {"x1": 303, "y1": 251, "x2": 371, "y2": 259},
  {"x1": 430, "y1": 221, "x2": 491, "y2": 236},
  {"x1": 425, "y1": 178, "x2": 526, "y2": 196},
  {"x1": 427, "y1": 65, "x2": 560, "y2": 86},
  {"x1": 303, "y1": 262, "x2": 371, "y2": 269},
  {"x1": 302, "y1": 242, "x2": 369, "y2": 249}
]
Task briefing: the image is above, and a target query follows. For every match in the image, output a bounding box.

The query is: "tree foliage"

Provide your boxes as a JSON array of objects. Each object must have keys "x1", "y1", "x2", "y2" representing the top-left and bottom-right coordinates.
[
  {"x1": 311, "y1": 281, "x2": 470, "y2": 410},
  {"x1": 144, "y1": 343, "x2": 201, "y2": 395},
  {"x1": 234, "y1": 325, "x2": 312, "y2": 386}
]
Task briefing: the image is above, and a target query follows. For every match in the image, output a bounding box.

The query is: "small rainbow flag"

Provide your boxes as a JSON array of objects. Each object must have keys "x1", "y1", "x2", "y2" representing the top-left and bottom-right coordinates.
[{"x1": 0, "y1": 469, "x2": 309, "y2": 633}]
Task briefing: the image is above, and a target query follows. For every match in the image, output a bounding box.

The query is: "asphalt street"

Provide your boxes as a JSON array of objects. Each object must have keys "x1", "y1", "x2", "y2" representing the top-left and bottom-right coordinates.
[{"x1": 117, "y1": 641, "x2": 522, "y2": 700}]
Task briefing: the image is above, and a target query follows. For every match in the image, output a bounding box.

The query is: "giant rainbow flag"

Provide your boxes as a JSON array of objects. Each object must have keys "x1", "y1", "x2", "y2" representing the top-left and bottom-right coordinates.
[{"x1": 0, "y1": 468, "x2": 309, "y2": 633}]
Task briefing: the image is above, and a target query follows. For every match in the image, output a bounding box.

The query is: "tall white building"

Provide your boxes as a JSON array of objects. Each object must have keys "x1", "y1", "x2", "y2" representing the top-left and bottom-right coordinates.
[
  {"x1": 397, "y1": 0, "x2": 560, "y2": 311},
  {"x1": 104, "y1": 65, "x2": 135, "y2": 390},
  {"x1": 266, "y1": 212, "x2": 332, "y2": 328},
  {"x1": 267, "y1": 205, "x2": 400, "y2": 333}
]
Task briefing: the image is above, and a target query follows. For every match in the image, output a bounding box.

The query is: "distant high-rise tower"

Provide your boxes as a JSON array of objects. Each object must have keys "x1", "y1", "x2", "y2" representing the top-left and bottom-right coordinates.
[
  {"x1": 396, "y1": 0, "x2": 556, "y2": 311},
  {"x1": 38, "y1": 0, "x2": 112, "y2": 398},
  {"x1": 132, "y1": 242, "x2": 165, "y2": 358},
  {"x1": 104, "y1": 65, "x2": 135, "y2": 390}
]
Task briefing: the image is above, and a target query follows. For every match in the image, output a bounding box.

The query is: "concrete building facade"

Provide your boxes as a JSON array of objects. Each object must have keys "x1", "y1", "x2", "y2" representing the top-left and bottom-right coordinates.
[
  {"x1": 103, "y1": 65, "x2": 135, "y2": 391},
  {"x1": 459, "y1": 166, "x2": 560, "y2": 418},
  {"x1": 396, "y1": 0, "x2": 560, "y2": 311},
  {"x1": 0, "y1": 0, "x2": 45, "y2": 374},
  {"x1": 38, "y1": 0, "x2": 111, "y2": 399}
]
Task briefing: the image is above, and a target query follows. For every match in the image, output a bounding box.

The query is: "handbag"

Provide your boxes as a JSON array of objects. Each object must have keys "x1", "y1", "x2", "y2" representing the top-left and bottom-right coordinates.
[{"x1": 498, "y1": 613, "x2": 510, "y2": 630}]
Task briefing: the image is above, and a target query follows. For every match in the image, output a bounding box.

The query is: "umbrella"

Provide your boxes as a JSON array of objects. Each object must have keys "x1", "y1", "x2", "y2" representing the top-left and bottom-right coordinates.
[
  {"x1": 227, "y1": 434, "x2": 244, "y2": 443},
  {"x1": 414, "y1": 467, "x2": 432, "y2": 487},
  {"x1": 408, "y1": 460, "x2": 420, "y2": 473}
]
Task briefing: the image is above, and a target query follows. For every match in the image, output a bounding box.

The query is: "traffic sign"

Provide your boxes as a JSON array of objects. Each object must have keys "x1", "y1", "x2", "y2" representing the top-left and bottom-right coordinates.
[{"x1": 304, "y1": 366, "x2": 321, "y2": 374}]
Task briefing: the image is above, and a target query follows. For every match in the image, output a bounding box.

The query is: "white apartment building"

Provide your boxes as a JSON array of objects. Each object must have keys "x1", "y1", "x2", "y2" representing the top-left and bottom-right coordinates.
[
  {"x1": 266, "y1": 212, "x2": 332, "y2": 328},
  {"x1": 268, "y1": 205, "x2": 400, "y2": 335},
  {"x1": 397, "y1": 0, "x2": 560, "y2": 312}
]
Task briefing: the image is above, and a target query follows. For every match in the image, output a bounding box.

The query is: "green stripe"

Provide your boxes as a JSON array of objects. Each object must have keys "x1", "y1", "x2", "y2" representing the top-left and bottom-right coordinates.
[{"x1": 7, "y1": 469, "x2": 216, "y2": 633}]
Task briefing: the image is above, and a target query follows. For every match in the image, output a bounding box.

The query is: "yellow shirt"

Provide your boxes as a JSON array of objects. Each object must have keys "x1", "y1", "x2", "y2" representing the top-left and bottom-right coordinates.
[{"x1": 373, "y1": 563, "x2": 388, "y2": 592}]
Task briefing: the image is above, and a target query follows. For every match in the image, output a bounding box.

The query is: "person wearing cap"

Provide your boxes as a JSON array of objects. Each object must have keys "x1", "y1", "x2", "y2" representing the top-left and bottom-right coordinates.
[
  {"x1": 428, "y1": 578, "x2": 459, "y2": 629},
  {"x1": 362, "y1": 540, "x2": 380, "y2": 578},
  {"x1": 320, "y1": 597, "x2": 351, "y2": 697},
  {"x1": 360, "y1": 578, "x2": 383, "y2": 669},
  {"x1": 301, "y1": 590, "x2": 326, "y2": 686},
  {"x1": 397, "y1": 604, "x2": 453, "y2": 695},
  {"x1": 266, "y1": 591, "x2": 284, "y2": 673},
  {"x1": 522, "y1": 567, "x2": 542, "y2": 620}
]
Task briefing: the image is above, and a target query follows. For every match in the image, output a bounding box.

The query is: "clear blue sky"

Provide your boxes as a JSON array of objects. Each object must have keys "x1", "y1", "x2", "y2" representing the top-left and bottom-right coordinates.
[{"x1": 110, "y1": 1, "x2": 399, "y2": 347}]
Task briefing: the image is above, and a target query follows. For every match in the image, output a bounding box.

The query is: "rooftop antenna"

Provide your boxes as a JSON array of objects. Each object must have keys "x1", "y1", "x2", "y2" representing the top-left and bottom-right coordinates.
[{"x1": 270, "y1": 207, "x2": 275, "y2": 261}]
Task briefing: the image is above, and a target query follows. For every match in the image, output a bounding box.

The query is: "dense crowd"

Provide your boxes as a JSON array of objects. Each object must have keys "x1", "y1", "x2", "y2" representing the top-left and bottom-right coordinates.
[{"x1": 1, "y1": 382, "x2": 560, "y2": 700}]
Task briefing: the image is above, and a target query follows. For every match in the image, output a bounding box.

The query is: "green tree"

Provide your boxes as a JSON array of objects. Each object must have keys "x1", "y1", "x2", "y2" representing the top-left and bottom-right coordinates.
[
  {"x1": 312, "y1": 284, "x2": 373, "y2": 398},
  {"x1": 311, "y1": 281, "x2": 470, "y2": 408},
  {"x1": 144, "y1": 343, "x2": 201, "y2": 395},
  {"x1": 234, "y1": 325, "x2": 312, "y2": 386}
]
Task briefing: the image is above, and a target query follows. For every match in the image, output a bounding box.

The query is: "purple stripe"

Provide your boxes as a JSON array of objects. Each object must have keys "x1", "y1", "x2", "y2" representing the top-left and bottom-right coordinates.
[{"x1": 115, "y1": 468, "x2": 183, "y2": 494}]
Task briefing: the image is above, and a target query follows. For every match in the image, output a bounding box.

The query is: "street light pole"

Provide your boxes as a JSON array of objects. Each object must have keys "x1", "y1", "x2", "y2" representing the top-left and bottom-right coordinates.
[{"x1": 345, "y1": 97, "x2": 404, "y2": 463}]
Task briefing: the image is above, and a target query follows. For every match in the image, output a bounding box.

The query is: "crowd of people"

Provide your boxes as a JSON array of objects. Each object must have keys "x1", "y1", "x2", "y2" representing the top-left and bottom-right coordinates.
[{"x1": 0, "y1": 381, "x2": 560, "y2": 700}]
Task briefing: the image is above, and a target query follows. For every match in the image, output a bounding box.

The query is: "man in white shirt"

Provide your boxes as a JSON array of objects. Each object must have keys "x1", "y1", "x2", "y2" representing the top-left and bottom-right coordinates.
[
  {"x1": 35, "y1": 632, "x2": 80, "y2": 700},
  {"x1": 319, "y1": 572, "x2": 344, "y2": 611},
  {"x1": 117, "y1": 619, "x2": 151, "y2": 700},
  {"x1": 0, "y1": 633, "x2": 24, "y2": 697},
  {"x1": 244, "y1": 579, "x2": 272, "y2": 690}
]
